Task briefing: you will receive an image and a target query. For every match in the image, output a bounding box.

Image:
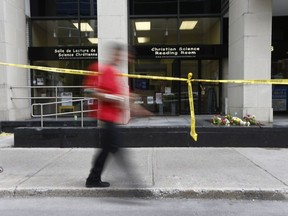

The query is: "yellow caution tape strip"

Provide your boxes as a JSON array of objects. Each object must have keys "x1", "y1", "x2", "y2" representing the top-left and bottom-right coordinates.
[
  {"x1": 187, "y1": 73, "x2": 197, "y2": 141},
  {"x1": 1, "y1": 61, "x2": 288, "y2": 141},
  {"x1": 192, "y1": 78, "x2": 288, "y2": 85},
  {"x1": 0, "y1": 132, "x2": 12, "y2": 137},
  {"x1": 0, "y1": 62, "x2": 96, "y2": 76},
  {"x1": 120, "y1": 73, "x2": 188, "y2": 82}
]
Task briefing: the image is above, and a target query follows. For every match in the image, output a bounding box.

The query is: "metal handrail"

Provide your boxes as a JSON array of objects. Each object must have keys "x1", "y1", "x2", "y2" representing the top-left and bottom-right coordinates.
[
  {"x1": 10, "y1": 85, "x2": 97, "y2": 127},
  {"x1": 32, "y1": 98, "x2": 97, "y2": 128},
  {"x1": 11, "y1": 85, "x2": 85, "y2": 89}
]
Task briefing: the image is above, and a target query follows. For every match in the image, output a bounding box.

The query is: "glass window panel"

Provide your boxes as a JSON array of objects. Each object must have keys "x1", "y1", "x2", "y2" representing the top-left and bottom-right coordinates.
[
  {"x1": 272, "y1": 59, "x2": 288, "y2": 79},
  {"x1": 180, "y1": 0, "x2": 221, "y2": 14},
  {"x1": 79, "y1": 0, "x2": 97, "y2": 16},
  {"x1": 32, "y1": 20, "x2": 80, "y2": 46},
  {"x1": 79, "y1": 19, "x2": 98, "y2": 46},
  {"x1": 130, "y1": 18, "x2": 221, "y2": 46},
  {"x1": 272, "y1": 17, "x2": 288, "y2": 48},
  {"x1": 130, "y1": 0, "x2": 177, "y2": 15},
  {"x1": 56, "y1": 0, "x2": 78, "y2": 16},
  {"x1": 31, "y1": 19, "x2": 97, "y2": 47},
  {"x1": 30, "y1": 0, "x2": 97, "y2": 17},
  {"x1": 179, "y1": 17, "x2": 221, "y2": 45},
  {"x1": 131, "y1": 18, "x2": 178, "y2": 45},
  {"x1": 31, "y1": 60, "x2": 94, "y2": 115},
  {"x1": 129, "y1": 0, "x2": 221, "y2": 15}
]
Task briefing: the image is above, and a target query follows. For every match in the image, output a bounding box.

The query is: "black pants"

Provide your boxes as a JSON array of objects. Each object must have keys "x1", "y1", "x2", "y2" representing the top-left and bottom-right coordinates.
[{"x1": 88, "y1": 121, "x2": 120, "y2": 181}]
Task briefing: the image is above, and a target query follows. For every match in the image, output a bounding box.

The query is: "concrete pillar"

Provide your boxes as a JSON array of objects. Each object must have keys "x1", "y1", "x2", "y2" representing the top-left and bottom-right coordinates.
[
  {"x1": 0, "y1": 0, "x2": 30, "y2": 121},
  {"x1": 97, "y1": 0, "x2": 130, "y2": 124},
  {"x1": 228, "y1": 0, "x2": 273, "y2": 122}
]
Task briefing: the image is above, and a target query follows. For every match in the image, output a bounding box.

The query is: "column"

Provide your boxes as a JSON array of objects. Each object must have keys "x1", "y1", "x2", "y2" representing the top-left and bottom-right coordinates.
[
  {"x1": 228, "y1": 0, "x2": 273, "y2": 122},
  {"x1": 97, "y1": 0, "x2": 130, "y2": 124},
  {"x1": 0, "y1": 0, "x2": 30, "y2": 121}
]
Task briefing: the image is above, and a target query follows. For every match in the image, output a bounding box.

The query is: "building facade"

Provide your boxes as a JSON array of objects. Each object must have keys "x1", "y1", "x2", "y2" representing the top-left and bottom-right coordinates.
[{"x1": 0, "y1": 0, "x2": 288, "y2": 122}]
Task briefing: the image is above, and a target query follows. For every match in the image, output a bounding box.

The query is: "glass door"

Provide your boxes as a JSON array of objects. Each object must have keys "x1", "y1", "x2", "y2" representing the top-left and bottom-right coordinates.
[
  {"x1": 201, "y1": 60, "x2": 220, "y2": 114},
  {"x1": 130, "y1": 59, "x2": 178, "y2": 116},
  {"x1": 180, "y1": 60, "x2": 199, "y2": 114},
  {"x1": 180, "y1": 59, "x2": 220, "y2": 114}
]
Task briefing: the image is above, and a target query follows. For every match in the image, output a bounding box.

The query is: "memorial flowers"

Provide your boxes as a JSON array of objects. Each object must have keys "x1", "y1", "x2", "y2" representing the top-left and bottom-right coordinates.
[
  {"x1": 210, "y1": 114, "x2": 259, "y2": 126},
  {"x1": 243, "y1": 114, "x2": 257, "y2": 125}
]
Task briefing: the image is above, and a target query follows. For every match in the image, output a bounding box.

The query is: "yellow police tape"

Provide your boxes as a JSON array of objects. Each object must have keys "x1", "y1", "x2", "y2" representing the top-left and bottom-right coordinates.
[
  {"x1": 0, "y1": 62, "x2": 96, "y2": 76},
  {"x1": 0, "y1": 132, "x2": 12, "y2": 137},
  {"x1": 2, "y1": 61, "x2": 288, "y2": 141}
]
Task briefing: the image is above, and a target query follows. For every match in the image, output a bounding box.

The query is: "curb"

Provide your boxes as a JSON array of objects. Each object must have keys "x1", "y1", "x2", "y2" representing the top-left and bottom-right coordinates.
[{"x1": 1, "y1": 188, "x2": 287, "y2": 200}]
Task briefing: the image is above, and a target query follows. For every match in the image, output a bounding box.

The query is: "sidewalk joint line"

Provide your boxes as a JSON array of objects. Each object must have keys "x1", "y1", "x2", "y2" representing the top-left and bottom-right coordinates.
[
  {"x1": 151, "y1": 149, "x2": 155, "y2": 186},
  {"x1": 14, "y1": 149, "x2": 74, "y2": 189},
  {"x1": 234, "y1": 149, "x2": 288, "y2": 188}
]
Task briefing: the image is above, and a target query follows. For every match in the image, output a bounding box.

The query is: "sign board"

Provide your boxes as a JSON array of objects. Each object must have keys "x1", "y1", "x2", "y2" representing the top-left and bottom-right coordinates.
[
  {"x1": 134, "y1": 45, "x2": 227, "y2": 59},
  {"x1": 29, "y1": 45, "x2": 227, "y2": 60},
  {"x1": 29, "y1": 47, "x2": 98, "y2": 60},
  {"x1": 61, "y1": 92, "x2": 73, "y2": 106},
  {"x1": 272, "y1": 86, "x2": 288, "y2": 111}
]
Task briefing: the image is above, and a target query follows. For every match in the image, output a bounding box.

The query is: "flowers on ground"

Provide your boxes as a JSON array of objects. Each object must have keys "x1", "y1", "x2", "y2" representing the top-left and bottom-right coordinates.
[
  {"x1": 211, "y1": 114, "x2": 259, "y2": 126},
  {"x1": 243, "y1": 114, "x2": 257, "y2": 125}
]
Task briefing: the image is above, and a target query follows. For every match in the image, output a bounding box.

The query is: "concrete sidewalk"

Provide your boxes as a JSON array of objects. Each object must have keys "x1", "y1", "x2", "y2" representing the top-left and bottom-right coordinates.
[{"x1": 0, "y1": 146, "x2": 288, "y2": 200}]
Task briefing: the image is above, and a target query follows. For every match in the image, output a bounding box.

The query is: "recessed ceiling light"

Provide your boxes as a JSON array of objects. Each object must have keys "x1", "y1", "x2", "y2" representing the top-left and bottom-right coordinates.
[
  {"x1": 180, "y1": 21, "x2": 198, "y2": 30},
  {"x1": 73, "y1": 22, "x2": 93, "y2": 32},
  {"x1": 137, "y1": 37, "x2": 150, "y2": 43},
  {"x1": 135, "y1": 21, "x2": 151, "y2": 31},
  {"x1": 88, "y1": 38, "x2": 98, "y2": 44}
]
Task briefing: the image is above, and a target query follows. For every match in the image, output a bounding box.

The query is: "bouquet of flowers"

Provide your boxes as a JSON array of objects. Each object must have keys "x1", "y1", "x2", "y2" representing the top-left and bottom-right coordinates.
[
  {"x1": 211, "y1": 115, "x2": 230, "y2": 126},
  {"x1": 211, "y1": 114, "x2": 259, "y2": 126},
  {"x1": 243, "y1": 114, "x2": 257, "y2": 125}
]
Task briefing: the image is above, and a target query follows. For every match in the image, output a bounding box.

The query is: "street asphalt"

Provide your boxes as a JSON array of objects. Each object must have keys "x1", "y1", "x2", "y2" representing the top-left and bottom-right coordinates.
[{"x1": 0, "y1": 132, "x2": 288, "y2": 200}]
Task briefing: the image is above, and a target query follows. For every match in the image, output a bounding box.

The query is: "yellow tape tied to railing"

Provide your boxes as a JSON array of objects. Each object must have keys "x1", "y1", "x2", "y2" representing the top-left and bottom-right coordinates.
[{"x1": 2, "y1": 61, "x2": 288, "y2": 141}]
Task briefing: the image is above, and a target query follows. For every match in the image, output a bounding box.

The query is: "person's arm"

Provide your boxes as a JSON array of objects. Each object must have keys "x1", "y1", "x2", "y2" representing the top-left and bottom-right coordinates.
[{"x1": 96, "y1": 91, "x2": 125, "y2": 104}]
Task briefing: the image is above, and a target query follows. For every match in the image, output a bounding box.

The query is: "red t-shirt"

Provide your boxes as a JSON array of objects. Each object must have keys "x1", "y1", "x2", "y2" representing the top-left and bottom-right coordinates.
[
  {"x1": 84, "y1": 62, "x2": 122, "y2": 123},
  {"x1": 97, "y1": 64, "x2": 122, "y2": 123}
]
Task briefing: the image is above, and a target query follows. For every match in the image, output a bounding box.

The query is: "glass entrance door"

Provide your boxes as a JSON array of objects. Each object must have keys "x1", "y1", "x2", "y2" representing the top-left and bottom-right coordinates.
[
  {"x1": 130, "y1": 58, "x2": 220, "y2": 115},
  {"x1": 201, "y1": 60, "x2": 220, "y2": 114},
  {"x1": 130, "y1": 59, "x2": 178, "y2": 116},
  {"x1": 180, "y1": 59, "x2": 220, "y2": 114},
  {"x1": 180, "y1": 60, "x2": 199, "y2": 114}
]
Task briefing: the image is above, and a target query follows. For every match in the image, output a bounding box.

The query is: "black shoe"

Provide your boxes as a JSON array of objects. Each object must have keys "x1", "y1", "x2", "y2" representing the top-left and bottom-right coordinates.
[{"x1": 86, "y1": 179, "x2": 110, "y2": 188}]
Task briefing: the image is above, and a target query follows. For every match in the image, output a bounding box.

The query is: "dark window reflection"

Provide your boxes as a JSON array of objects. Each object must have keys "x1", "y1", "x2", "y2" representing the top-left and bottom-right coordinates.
[
  {"x1": 56, "y1": 0, "x2": 78, "y2": 16},
  {"x1": 129, "y1": 0, "x2": 221, "y2": 15},
  {"x1": 130, "y1": 0, "x2": 177, "y2": 15},
  {"x1": 30, "y1": 0, "x2": 97, "y2": 17},
  {"x1": 179, "y1": 0, "x2": 221, "y2": 14}
]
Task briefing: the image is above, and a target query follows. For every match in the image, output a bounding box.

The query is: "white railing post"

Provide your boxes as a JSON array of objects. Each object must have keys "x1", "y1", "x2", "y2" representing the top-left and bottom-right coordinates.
[
  {"x1": 81, "y1": 99, "x2": 84, "y2": 128},
  {"x1": 55, "y1": 86, "x2": 58, "y2": 120},
  {"x1": 40, "y1": 104, "x2": 44, "y2": 128}
]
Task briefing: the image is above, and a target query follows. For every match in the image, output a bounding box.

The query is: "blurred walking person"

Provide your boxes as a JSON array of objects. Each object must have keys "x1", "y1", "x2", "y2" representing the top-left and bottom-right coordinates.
[{"x1": 84, "y1": 42, "x2": 128, "y2": 188}]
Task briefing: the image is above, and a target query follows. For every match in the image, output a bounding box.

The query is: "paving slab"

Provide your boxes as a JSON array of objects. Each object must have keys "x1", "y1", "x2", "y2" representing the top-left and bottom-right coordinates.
[
  {"x1": 235, "y1": 148, "x2": 288, "y2": 186},
  {"x1": 0, "y1": 149, "x2": 70, "y2": 188},
  {"x1": 153, "y1": 148, "x2": 287, "y2": 190}
]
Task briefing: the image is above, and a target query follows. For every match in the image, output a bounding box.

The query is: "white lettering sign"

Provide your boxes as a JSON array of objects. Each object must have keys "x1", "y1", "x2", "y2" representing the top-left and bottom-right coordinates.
[{"x1": 151, "y1": 46, "x2": 200, "y2": 58}]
